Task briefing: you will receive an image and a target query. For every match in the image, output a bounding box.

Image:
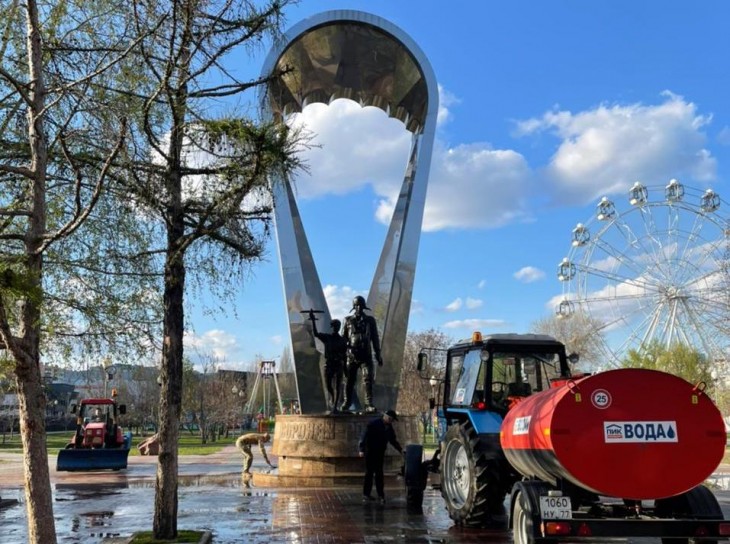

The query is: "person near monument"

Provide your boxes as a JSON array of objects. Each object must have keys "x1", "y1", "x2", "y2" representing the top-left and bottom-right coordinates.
[
  {"x1": 306, "y1": 310, "x2": 347, "y2": 413},
  {"x1": 235, "y1": 432, "x2": 275, "y2": 474},
  {"x1": 358, "y1": 410, "x2": 404, "y2": 504},
  {"x1": 341, "y1": 295, "x2": 383, "y2": 413}
]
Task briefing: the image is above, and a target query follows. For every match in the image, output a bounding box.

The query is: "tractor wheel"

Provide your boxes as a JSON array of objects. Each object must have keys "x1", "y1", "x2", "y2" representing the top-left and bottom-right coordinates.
[
  {"x1": 405, "y1": 444, "x2": 426, "y2": 512},
  {"x1": 405, "y1": 444, "x2": 426, "y2": 490},
  {"x1": 440, "y1": 422, "x2": 504, "y2": 526}
]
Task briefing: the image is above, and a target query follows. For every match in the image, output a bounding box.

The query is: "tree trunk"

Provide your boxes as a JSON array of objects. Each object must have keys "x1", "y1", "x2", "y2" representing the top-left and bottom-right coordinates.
[
  {"x1": 15, "y1": 1, "x2": 57, "y2": 542},
  {"x1": 16, "y1": 357, "x2": 55, "y2": 544},
  {"x1": 153, "y1": 238, "x2": 185, "y2": 539}
]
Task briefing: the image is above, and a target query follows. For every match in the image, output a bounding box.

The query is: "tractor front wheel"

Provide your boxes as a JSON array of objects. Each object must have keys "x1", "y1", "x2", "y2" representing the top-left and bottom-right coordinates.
[{"x1": 440, "y1": 422, "x2": 503, "y2": 526}]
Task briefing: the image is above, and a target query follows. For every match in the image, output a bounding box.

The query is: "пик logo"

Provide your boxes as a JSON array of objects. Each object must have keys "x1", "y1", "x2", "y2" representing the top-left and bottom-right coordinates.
[
  {"x1": 603, "y1": 421, "x2": 678, "y2": 443},
  {"x1": 605, "y1": 424, "x2": 623, "y2": 439}
]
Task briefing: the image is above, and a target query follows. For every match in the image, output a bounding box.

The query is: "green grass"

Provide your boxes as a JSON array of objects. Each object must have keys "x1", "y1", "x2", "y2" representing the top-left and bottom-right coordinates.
[
  {"x1": 174, "y1": 434, "x2": 236, "y2": 456},
  {"x1": 0, "y1": 431, "x2": 237, "y2": 456},
  {"x1": 129, "y1": 529, "x2": 204, "y2": 543},
  {"x1": 0, "y1": 432, "x2": 70, "y2": 454}
]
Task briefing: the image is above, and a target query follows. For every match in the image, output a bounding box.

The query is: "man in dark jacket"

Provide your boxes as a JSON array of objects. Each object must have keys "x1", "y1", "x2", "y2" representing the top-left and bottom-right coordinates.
[{"x1": 358, "y1": 410, "x2": 404, "y2": 504}]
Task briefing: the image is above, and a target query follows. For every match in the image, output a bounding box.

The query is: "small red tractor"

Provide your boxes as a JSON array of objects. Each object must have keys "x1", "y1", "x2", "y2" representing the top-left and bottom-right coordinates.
[{"x1": 56, "y1": 389, "x2": 132, "y2": 471}]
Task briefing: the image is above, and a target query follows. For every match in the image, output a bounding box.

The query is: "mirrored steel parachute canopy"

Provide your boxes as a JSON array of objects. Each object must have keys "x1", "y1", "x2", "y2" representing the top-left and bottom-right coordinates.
[{"x1": 259, "y1": 11, "x2": 438, "y2": 413}]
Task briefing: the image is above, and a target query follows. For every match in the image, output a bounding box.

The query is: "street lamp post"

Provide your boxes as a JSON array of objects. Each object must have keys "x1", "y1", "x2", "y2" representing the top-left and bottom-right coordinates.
[
  {"x1": 103, "y1": 360, "x2": 117, "y2": 398},
  {"x1": 261, "y1": 360, "x2": 276, "y2": 419},
  {"x1": 429, "y1": 375, "x2": 438, "y2": 441},
  {"x1": 429, "y1": 375, "x2": 438, "y2": 394},
  {"x1": 232, "y1": 385, "x2": 245, "y2": 432}
]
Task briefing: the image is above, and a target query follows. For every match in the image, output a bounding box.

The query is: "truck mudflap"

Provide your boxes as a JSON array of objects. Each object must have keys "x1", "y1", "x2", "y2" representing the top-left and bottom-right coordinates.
[
  {"x1": 56, "y1": 432, "x2": 132, "y2": 472},
  {"x1": 511, "y1": 482, "x2": 730, "y2": 544}
]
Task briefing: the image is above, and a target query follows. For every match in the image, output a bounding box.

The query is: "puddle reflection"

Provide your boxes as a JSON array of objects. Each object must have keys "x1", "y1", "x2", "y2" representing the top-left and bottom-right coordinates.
[{"x1": 69, "y1": 510, "x2": 121, "y2": 540}]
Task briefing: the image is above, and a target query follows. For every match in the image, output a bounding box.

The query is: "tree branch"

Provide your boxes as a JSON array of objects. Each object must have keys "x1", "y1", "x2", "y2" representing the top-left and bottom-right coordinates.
[{"x1": 38, "y1": 118, "x2": 128, "y2": 253}]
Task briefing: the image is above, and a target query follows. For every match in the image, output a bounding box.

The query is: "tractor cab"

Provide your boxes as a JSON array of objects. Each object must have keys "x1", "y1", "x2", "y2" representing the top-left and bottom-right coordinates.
[
  {"x1": 70, "y1": 398, "x2": 127, "y2": 449},
  {"x1": 419, "y1": 332, "x2": 575, "y2": 435}
]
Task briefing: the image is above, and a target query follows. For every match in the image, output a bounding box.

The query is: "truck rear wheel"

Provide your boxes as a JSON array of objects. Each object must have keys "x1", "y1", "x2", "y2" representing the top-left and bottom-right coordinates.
[
  {"x1": 656, "y1": 485, "x2": 722, "y2": 544},
  {"x1": 513, "y1": 492, "x2": 532, "y2": 544},
  {"x1": 440, "y1": 422, "x2": 503, "y2": 526},
  {"x1": 511, "y1": 482, "x2": 550, "y2": 544}
]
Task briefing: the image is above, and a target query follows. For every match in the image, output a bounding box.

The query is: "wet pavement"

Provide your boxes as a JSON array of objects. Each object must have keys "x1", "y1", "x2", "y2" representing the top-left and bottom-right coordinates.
[{"x1": 2, "y1": 448, "x2": 730, "y2": 543}]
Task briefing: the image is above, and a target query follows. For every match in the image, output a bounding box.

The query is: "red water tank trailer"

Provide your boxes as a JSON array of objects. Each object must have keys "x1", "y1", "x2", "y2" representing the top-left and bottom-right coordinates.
[{"x1": 500, "y1": 368, "x2": 726, "y2": 500}]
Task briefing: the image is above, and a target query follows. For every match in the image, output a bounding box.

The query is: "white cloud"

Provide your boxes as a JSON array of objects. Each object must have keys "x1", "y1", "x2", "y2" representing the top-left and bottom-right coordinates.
[
  {"x1": 445, "y1": 298, "x2": 463, "y2": 312},
  {"x1": 516, "y1": 92, "x2": 716, "y2": 205},
  {"x1": 465, "y1": 297, "x2": 483, "y2": 309},
  {"x1": 409, "y1": 298, "x2": 425, "y2": 315},
  {"x1": 321, "y1": 284, "x2": 431, "y2": 320},
  {"x1": 477, "y1": 279, "x2": 486, "y2": 289},
  {"x1": 290, "y1": 95, "x2": 534, "y2": 233},
  {"x1": 443, "y1": 318, "x2": 507, "y2": 330},
  {"x1": 718, "y1": 126, "x2": 730, "y2": 146},
  {"x1": 437, "y1": 84, "x2": 459, "y2": 126},
  {"x1": 288, "y1": 91, "x2": 717, "y2": 234},
  {"x1": 323, "y1": 284, "x2": 361, "y2": 320},
  {"x1": 416, "y1": 143, "x2": 534, "y2": 231},
  {"x1": 288, "y1": 100, "x2": 410, "y2": 199},
  {"x1": 184, "y1": 329, "x2": 240, "y2": 366},
  {"x1": 514, "y1": 266, "x2": 546, "y2": 283}
]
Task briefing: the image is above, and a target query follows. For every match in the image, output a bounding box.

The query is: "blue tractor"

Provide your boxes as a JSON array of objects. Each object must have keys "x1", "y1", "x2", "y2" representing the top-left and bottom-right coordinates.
[{"x1": 405, "y1": 332, "x2": 573, "y2": 526}]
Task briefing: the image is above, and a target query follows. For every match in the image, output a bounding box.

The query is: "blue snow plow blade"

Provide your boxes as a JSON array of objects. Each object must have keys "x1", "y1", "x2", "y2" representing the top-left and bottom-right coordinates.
[{"x1": 56, "y1": 433, "x2": 132, "y2": 471}]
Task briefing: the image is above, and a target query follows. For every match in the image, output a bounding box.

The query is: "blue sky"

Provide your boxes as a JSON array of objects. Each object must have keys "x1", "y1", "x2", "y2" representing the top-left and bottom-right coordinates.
[{"x1": 184, "y1": 1, "x2": 730, "y2": 370}]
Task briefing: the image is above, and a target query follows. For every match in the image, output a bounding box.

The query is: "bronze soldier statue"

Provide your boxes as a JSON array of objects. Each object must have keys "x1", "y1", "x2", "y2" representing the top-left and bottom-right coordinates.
[
  {"x1": 341, "y1": 295, "x2": 382, "y2": 413},
  {"x1": 306, "y1": 310, "x2": 346, "y2": 413}
]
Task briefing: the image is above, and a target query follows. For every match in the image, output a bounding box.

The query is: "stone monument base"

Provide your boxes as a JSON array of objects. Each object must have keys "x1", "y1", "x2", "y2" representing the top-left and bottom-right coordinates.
[{"x1": 253, "y1": 412, "x2": 421, "y2": 488}]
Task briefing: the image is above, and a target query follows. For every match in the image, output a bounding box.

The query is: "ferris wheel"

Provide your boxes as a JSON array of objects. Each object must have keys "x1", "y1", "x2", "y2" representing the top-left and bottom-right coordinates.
[{"x1": 556, "y1": 179, "x2": 730, "y2": 368}]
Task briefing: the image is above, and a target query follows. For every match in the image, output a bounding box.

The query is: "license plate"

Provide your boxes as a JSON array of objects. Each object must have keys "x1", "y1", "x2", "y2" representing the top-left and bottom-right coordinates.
[{"x1": 539, "y1": 495, "x2": 572, "y2": 519}]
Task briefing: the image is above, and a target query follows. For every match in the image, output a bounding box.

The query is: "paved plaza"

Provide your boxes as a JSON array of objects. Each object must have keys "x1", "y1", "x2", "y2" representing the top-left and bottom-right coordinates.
[{"x1": 2, "y1": 446, "x2": 730, "y2": 543}]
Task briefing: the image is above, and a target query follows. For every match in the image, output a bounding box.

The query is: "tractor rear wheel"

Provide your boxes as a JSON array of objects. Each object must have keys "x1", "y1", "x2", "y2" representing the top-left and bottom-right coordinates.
[
  {"x1": 405, "y1": 444, "x2": 426, "y2": 511},
  {"x1": 440, "y1": 422, "x2": 504, "y2": 526}
]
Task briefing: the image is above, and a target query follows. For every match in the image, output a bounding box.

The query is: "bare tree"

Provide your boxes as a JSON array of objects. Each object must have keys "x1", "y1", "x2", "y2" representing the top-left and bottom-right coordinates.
[
  {"x1": 397, "y1": 329, "x2": 452, "y2": 429},
  {"x1": 277, "y1": 345, "x2": 297, "y2": 409},
  {"x1": 530, "y1": 312, "x2": 606, "y2": 371}
]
